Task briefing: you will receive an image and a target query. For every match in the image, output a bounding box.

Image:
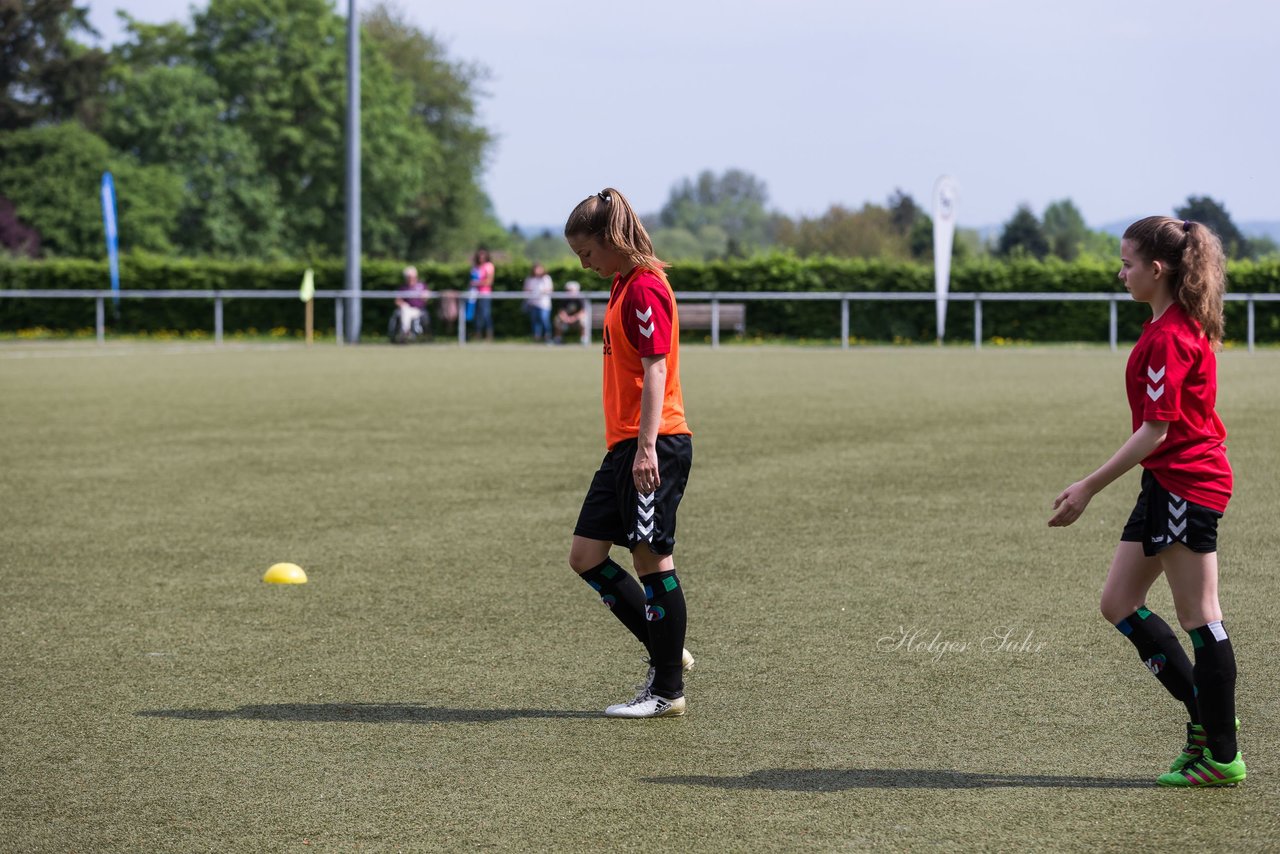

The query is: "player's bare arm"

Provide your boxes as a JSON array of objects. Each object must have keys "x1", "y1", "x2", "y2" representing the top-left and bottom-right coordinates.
[
  {"x1": 633, "y1": 354, "x2": 667, "y2": 493},
  {"x1": 1050, "y1": 420, "x2": 1169, "y2": 527}
]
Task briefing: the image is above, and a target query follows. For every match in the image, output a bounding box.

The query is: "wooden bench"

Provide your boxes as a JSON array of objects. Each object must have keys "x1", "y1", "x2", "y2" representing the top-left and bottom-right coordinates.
[{"x1": 588, "y1": 301, "x2": 746, "y2": 337}]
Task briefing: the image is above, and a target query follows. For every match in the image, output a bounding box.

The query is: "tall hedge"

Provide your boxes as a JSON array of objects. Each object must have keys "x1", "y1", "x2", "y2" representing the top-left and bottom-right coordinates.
[{"x1": 2, "y1": 255, "x2": 1277, "y2": 343}]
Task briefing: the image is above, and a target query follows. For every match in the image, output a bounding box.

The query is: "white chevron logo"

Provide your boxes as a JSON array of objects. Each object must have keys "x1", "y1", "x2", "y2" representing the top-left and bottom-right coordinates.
[
  {"x1": 1169, "y1": 519, "x2": 1187, "y2": 537},
  {"x1": 638, "y1": 492, "x2": 654, "y2": 506},
  {"x1": 638, "y1": 322, "x2": 654, "y2": 338},
  {"x1": 1147, "y1": 365, "x2": 1166, "y2": 382},
  {"x1": 637, "y1": 521, "x2": 654, "y2": 537},
  {"x1": 635, "y1": 307, "x2": 652, "y2": 322},
  {"x1": 1168, "y1": 501, "x2": 1187, "y2": 520},
  {"x1": 638, "y1": 506, "x2": 654, "y2": 521},
  {"x1": 1147, "y1": 384, "x2": 1164, "y2": 401}
]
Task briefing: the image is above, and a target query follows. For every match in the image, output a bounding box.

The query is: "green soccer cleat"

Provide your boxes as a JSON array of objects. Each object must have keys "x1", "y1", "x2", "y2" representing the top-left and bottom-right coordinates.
[
  {"x1": 1169, "y1": 718, "x2": 1241, "y2": 773},
  {"x1": 1157, "y1": 749, "x2": 1246, "y2": 788}
]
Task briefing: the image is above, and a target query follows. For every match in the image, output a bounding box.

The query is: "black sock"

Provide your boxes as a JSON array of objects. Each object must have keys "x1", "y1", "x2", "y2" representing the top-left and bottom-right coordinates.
[
  {"x1": 1189, "y1": 621, "x2": 1238, "y2": 761},
  {"x1": 1113, "y1": 607, "x2": 1198, "y2": 723},
  {"x1": 641, "y1": 569, "x2": 687, "y2": 699},
  {"x1": 580, "y1": 559, "x2": 650, "y2": 653}
]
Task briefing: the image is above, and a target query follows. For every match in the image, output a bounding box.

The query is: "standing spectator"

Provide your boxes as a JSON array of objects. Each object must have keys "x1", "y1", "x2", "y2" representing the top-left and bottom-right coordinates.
[
  {"x1": 554, "y1": 280, "x2": 587, "y2": 344},
  {"x1": 523, "y1": 263, "x2": 554, "y2": 342},
  {"x1": 389, "y1": 266, "x2": 430, "y2": 343},
  {"x1": 470, "y1": 248, "x2": 495, "y2": 341}
]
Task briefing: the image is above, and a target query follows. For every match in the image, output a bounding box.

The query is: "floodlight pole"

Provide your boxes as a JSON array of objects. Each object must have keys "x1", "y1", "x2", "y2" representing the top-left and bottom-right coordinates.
[{"x1": 344, "y1": 0, "x2": 362, "y2": 343}]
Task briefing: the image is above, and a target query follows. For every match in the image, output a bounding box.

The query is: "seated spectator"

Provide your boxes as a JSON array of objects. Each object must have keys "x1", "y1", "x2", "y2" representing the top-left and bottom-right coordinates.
[
  {"x1": 389, "y1": 266, "x2": 430, "y2": 343},
  {"x1": 554, "y1": 280, "x2": 586, "y2": 344}
]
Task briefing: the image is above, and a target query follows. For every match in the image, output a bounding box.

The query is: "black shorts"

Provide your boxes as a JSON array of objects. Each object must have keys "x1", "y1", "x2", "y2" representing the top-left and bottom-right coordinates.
[
  {"x1": 574, "y1": 435, "x2": 692, "y2": 555},
  {"x1": 1121, "y1": 470, "x2": 1222, "y2": 557}
]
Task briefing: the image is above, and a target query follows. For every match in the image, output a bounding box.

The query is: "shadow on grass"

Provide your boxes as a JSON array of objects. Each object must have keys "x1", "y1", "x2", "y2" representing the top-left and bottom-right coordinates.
[
  {"x1": 137, "y1": 703, "x2": 598, "y2": 723},
  {"x1": 645, "y1": 768, "x2": 1152, "y2": 790}
]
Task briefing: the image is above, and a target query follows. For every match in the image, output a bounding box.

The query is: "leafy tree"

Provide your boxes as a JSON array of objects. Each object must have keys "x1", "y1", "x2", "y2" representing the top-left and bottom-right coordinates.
[
  {"x1": 887, "y1": 188, "x2": 924, "y2": 236},
  {"x1": 774, "y1": 204, "x2": 909, "y2": 259},
  {"x1": 0, "y1": 0, "x2": 108, "y2": 129},
  {"x1": 101, "y1": 62, "x2": 286, "y2": 257},
  {"x1": 0, "y1": 122, "x2": 182, "y2": 255},
  {"x1": 1175, "y1": 196, "x2": 1246, "y2": 258},
  {"x1": 363, "y1": 2, "x2": 497, "y2": 261},
  {"x1": 1041, "y1": 198, "x2": 1088, "y2": 261},
  {"x1": 659, "y1": 169, "x2": 771, "y2": 257},
  {"x1": 997, "y1": 205, "x2": 1049, "y2": 259}
]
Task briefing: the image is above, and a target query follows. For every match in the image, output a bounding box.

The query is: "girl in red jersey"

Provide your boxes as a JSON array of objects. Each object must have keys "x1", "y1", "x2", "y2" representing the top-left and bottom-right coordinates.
[
  {"x1": 1050, "y1": 217, "x2": 1244, "y2": 787},
  {"x1": 563, "y1": 188, "x2": 694, "y2": 718}
]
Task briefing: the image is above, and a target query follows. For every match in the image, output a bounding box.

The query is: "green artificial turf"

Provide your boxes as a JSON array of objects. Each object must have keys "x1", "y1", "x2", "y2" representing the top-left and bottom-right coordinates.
[{"x1": 2, "y1": 341, "x2": 1278, "y2": 851}]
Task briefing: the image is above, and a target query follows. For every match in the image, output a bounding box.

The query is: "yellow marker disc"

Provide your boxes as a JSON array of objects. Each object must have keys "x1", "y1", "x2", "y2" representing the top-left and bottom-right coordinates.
[{"x1": 262, "y1": 562, "x2": 308, "y2": 584}]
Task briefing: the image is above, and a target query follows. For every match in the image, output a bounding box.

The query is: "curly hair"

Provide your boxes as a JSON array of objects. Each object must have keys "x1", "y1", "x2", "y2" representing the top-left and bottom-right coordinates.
[{"x1": 1123, "y1": 216, "x2": 1226, "y2": 343}]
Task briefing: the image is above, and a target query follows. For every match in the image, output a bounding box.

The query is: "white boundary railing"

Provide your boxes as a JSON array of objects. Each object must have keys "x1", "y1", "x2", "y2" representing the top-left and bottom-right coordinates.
[{"x1": 2, "y1": 289, "x2": 1277, "y2": 352}]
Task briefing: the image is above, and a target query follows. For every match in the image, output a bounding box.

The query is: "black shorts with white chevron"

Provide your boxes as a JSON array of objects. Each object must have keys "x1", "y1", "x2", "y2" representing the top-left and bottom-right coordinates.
[
  {"x1": 1121, "y1": 469, "x2": 1222, "y2": 557},
  {"x1": 573, "y1": 434, "x2": 692, "y2": 556}
]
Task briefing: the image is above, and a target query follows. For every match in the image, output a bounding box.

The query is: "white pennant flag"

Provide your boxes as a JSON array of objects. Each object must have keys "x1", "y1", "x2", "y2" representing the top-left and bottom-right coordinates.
[{"x1": 933, "y1": 176, "x2": 960, "y2": 342}]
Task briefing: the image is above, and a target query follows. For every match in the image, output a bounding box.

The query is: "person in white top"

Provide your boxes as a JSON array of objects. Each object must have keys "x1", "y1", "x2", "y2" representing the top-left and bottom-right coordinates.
[{"x1": 522, "y1": 263, "x2": 554, "y2": 342}]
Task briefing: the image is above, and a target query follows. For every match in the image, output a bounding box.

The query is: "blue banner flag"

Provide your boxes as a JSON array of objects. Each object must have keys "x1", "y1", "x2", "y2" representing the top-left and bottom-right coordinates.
[{"x1": 101, "y1": 172, "x2": 120, "y2": 307}]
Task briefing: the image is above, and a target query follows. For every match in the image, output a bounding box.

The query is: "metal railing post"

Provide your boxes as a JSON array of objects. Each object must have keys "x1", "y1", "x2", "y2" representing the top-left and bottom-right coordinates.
[
  {"x1": 335, "y1": 298, "x2": 344, "y2": 345},
  {"x1": 710, "y1": 299, "x2": 720, "y2": 349},
  {"x1": 1247, "y1": 297, "x2": 1255, "y2": 354},
  {"x1": 582, "y1": 301, "x2": 592, "y2": 346},
  {"x1": 973, "y1": 298, "x2": 982, "y2": 350},
  {"x1": 1109, "y1": 297, "x2": 1118, "y2": 352},
  {"x1": 96, "y1": 297, "x2": 105, "y2": 344},
  {"x1": 458, "y1": 304, "x2": 467, "y2": 345},
  {"x1": 214, "y1": 296, "x2": 223, "y2": 345},
  {"x1": 841, "y1": 298, "x2": 849, "y2": 349}
]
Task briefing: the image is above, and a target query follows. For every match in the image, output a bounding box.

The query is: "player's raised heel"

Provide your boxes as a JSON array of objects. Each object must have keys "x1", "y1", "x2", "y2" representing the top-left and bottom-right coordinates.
[{"x1": 604, "y1": 690, "x2": 686, "y2": 718}]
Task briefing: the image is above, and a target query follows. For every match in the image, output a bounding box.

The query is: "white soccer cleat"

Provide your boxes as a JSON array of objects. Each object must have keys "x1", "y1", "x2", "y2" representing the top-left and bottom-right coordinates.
[{"x1": 604, "y1": 690, "x2": 686, "y2": 718}]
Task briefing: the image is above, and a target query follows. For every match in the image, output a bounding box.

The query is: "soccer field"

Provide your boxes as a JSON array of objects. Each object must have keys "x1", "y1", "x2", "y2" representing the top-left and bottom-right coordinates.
[{"x1": 2, "y1": 342, "x2": 1278, "y2": 851}]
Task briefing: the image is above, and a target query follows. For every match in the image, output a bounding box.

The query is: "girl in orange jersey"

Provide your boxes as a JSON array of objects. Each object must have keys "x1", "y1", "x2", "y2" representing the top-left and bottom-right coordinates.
[{"x1": 564, "y1": 188, "x2": 694, "y2": 718}]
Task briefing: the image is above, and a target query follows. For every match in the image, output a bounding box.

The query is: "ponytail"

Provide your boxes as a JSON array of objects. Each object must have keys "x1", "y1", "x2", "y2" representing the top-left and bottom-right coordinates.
[
  {"x1": 564, "y1": 188, "x2": 666, "y2": 272},
  {"x1": 1122, "y1": 216, "x2": 1226, "y2": 344}
]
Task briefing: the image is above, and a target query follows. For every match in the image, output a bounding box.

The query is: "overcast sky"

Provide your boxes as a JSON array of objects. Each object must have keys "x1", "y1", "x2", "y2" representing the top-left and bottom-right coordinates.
[{"x1": 84, "y1": 0, "x2": 1280, "y2": 230}]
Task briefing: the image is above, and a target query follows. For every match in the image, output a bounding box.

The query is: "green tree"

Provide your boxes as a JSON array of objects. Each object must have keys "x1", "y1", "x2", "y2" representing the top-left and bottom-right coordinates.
[
  {"x1": 363, "y1": 2, "x2": 498, "y2": 261},
  {"x1": 659, "y1": 169, "x2": 771, "y2": 257},
  {"x1": 0, "y1": 0, "x2": 108, "y2": 130},
  {"x1": 0, "y1": 122, "x2": 182, "y2": 255},
  {"x1": 774, "y1": 204, "x2": 909, "y2": 259},
  {"x1": 101, "y1": 62, "x2": 287, "y2": 257},
  {"x1": 997, "y1": 205, "x2": 1049, "y2": 259},
  {"x1": 1041, "y1": 198, "x2": 1088, "y2": 261},
  {"x1": 1175, "y1": 196, "x2": 1246, "y2": 258}
]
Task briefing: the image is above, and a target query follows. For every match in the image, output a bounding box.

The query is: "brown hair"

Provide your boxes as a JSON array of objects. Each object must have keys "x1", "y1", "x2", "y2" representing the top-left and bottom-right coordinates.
[
  {"x1": 564, "y1": 188, "x2": 666, "y2": 271},
  {"x1": 1123, "y1": 216, "x2": 1226, "y2": 343}
]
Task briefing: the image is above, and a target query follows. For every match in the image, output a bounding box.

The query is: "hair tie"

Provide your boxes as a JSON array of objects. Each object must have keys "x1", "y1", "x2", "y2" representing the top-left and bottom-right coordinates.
[
  {"x1": 597, "y1": 191, "x2": 611, "y2": 203},
  {"x1": 1182, "y1": 220, "x2": 1192, "y2": 232}
]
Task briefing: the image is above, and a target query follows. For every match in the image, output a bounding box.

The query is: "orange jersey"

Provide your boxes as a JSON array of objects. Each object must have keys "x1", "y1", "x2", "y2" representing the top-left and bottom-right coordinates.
[{"x1": 601, "y1": 267, "x2": 691, "y2": 449}]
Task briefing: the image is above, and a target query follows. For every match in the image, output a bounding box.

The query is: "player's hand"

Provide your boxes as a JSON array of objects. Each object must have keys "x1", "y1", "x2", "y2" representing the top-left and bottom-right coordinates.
[
  {"x1": 1049, "y1": 481, "x2": 1093, "y2": 527},
  {"x1": 633, "y1": 445, "x2": 660, "y2": 495}
]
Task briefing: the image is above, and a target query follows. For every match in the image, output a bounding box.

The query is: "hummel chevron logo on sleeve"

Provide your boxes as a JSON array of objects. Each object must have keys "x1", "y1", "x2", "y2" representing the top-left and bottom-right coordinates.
[
  {"x1": 636, "y1": 306, "x2": 655, "y2": 338},
  {"x1": 1147, "y1": 365, "x2": 1166, "y2": 401}
]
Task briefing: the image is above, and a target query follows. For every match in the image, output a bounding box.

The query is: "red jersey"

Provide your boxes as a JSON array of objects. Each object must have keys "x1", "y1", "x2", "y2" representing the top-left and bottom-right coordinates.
[
  {"x1": 1125, "y1": 302, "x2": 1231, "y2": 511},
  {"x1": 601, "y1": 267, "x2": 691, "y2": 450}
]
